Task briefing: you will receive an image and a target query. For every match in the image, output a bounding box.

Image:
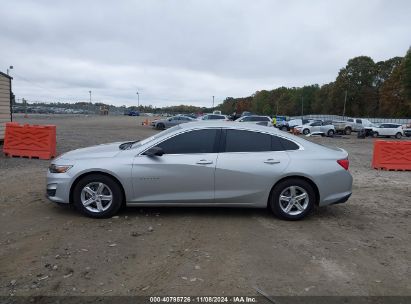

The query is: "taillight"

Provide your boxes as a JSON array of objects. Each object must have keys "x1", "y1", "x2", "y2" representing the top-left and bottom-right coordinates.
[{"x1": 337, "y1": 159, "x2": 349, "y2": 170}]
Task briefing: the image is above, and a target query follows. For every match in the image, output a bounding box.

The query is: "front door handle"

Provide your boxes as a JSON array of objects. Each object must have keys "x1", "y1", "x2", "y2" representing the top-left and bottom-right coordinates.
[
  {"x1": 264, "y1": 159, "x2": 281, "y2": 164},
  {"x1": 196, "y1": 159, "x2": 213, "y2": 165}
]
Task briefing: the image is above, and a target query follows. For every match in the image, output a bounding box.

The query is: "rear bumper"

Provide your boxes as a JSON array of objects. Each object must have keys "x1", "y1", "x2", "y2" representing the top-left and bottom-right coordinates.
[{"x1": 329, "y1": 193, "x2": 351, "y2": 205}]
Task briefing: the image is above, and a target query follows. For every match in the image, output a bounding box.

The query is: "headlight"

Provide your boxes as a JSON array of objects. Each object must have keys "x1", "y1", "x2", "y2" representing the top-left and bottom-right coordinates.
[{"x1": 49, "y1": 164, "x2": 73, "y2": 173}]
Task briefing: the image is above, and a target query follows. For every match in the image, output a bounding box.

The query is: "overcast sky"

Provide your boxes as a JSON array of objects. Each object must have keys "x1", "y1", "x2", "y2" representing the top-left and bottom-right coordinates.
[{"x1": 1, "y1": 0, "x2": 410, "y2": 107}]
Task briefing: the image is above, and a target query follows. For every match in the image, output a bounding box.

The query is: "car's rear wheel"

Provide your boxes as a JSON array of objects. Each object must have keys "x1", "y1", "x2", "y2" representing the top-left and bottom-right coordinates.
[
  {"x1": 156, "y1": 123, "x2": 165, "y2": 130},
  {"x1": 73, "y1": 174, "x2": 123, "y2": 218},
  {"x1": 395, "y1": 132, "x2": 402, "y2": 139},
  {"x1": 269, "y1": 178, "x2": 315, "y2": 220},
  {"x1": 281, "y1": 126, "x2": 288, "y2": 131},
  {"x1": 327, "y1": 129, "x2": 335, "y2": 136},
  {"x1": 303, "y1": 129, "x2": 310, "y2": 135},
  {"x1": 344, "y1": 127, "x2": 351, "y2": 135}
]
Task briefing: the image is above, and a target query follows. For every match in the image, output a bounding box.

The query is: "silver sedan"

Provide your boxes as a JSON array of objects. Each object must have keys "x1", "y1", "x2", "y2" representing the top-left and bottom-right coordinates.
[
  {"x1": 47, "y1": 122, "x2": 352, "y2": 220},
  {"x1": 151, "y1": 115, "x2": 194, "y2": 129}
]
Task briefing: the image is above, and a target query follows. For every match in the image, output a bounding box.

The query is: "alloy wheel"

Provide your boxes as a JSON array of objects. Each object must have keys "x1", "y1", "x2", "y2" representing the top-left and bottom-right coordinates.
[
  {"x1": 279, "y1": 186, "x2": 309, "y2": 216},
  {"x1": 80, "y1": 182, "x2": 113, "y2": 213}
]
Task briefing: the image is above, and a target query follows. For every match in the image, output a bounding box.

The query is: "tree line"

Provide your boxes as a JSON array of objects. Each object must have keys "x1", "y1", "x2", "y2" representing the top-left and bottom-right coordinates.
[{"x1": 217, "y1": 47, "x2": 411, "y2": 118}]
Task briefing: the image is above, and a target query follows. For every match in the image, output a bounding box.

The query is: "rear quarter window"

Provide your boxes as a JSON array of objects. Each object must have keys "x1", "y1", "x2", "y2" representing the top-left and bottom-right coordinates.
[
  {"x1": 278, "y1": 137, "x2": 299, "y2": 150},
  {"x1": 271, "y1": 136, "x2": 299, "y2": 151}
]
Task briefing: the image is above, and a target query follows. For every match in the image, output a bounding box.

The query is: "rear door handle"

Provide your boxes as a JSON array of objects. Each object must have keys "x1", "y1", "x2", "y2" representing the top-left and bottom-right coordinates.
[
  {"x1": 264, "y1": 159, "x2": 281, "y2": 164},
  {"x1": 196, "y1": 160, "x2": 213, "y2": 165}
]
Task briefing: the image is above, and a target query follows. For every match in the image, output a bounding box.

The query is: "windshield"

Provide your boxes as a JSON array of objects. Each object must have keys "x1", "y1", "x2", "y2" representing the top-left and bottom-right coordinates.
[{"x1": 131, "y1": 125, "x2": 182, "y2": 148}]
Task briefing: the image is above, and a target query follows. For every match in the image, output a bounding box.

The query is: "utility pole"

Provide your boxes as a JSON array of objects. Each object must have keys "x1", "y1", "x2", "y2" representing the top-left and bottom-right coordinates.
[
  {"x1": 276, "y1": 100, "x2": 279, "y2": 116},
  {"x1": 212, "y1": 96, "x2": 215, "y2": 110},
  {"x1": 88, "y1": 91, "x2": 92, "y2": 114},
  {"x1": 301, "y1": 96, "x2": 304, "y2": 118},
  {"x1": 136, "y1": 92, "x2": 140, "y2": 109},
  {"x1": 343, "y1": 90, "x2": 347, "y2": 118},
  {"x1": 7, "y1": 66, "x2": 13, "y2": 75}
]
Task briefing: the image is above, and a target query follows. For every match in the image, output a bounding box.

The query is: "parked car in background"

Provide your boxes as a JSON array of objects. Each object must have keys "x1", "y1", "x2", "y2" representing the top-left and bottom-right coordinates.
[
  {"x1": 199, "y1": 114, "x2": 229, "y2": 121},
  {"x1": 46, "y1": 122, "x2": 352, "y2": 220},
  {"x1": 241, "y1": 111, "x2": 252, "y2": 117},
  {"x1": 213, "y1": 110, "x2": 222, "y2": 115},
  {"x1": 125, "y1": 111, "x2": 139, "y2": 116},
  {"x1": 369, "y1": 123, "x2": 404, "y2": 139},
  {"x1": 346, "y1": 118, "x2": 373, "y2": 132},
  {"x1": 332, "y1": 120, "x2": 353, "y2": 135},
  {"x1": 278, "y1": 119, "x2": 313, "y2": 131},
  {"x1": 184, "y1": 114, "x2": 198, "y2": 119},
  {"x1": 404, "y1": 124, "x2": 411, "y2": 137},
  {"x1": 235, "y1": 115, "x2": 273, "y2": 126},
  {"x1": 151, "y1": 115, "x2": 194, "y2": 129},
  {"x1": 294, "y1": 121, "x2": 335, "y2": 136}
]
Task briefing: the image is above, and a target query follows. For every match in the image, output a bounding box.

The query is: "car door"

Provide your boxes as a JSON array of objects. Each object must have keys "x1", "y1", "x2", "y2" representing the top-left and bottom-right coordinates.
[
  {"x1": 319, "y1": 122, "x2": 331, "y2": 133},
  {"x1": 310, "y1": 122, "x2": 322, "y2": 132},
  {"x1": 131, "y1": 128, "x2": 220, "y2": 204},
  {"x1": 355, "y1": 119, "x2": 363, "y2": 131},
  {"x1": 388, "y1": 124, "x2": 398, "y2": 136},
  {"x1": 379, "y1": 124, "x2": 388, "y2": 136},
  {"x1": 214, "y1": 129, "x2": 291, "y2": 205}
]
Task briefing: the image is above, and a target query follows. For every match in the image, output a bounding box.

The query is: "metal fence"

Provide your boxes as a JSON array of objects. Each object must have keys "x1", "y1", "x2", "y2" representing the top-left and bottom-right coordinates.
[{"x1": 289, "y1": 114, "x2": 411, "y2": 124}]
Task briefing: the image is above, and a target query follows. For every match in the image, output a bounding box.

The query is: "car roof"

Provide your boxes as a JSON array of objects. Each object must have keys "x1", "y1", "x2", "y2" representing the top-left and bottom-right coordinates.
[
  {"x1": 179, "y1": 121, "x2": 278, "y2": 133},
  {"x1": 165, "y1": 121, "x2": 326, "y2": 151}
]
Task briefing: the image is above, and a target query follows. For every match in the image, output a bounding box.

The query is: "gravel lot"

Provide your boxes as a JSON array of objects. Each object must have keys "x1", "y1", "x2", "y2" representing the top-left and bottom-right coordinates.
[{"x1": 0, "y1": 115, "x2": 410, "y2": 297}]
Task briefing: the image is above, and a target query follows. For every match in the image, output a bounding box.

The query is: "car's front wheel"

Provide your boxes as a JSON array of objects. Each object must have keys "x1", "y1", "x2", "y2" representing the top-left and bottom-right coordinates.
[
  {"x1": 373, "y1": 132, "x2": 379, "y2": 138},
  {"x1": 72, "y1": 174, "x2": 123, "y2": 218},
  {"x1": 281, "y1": 126, "x2": 288, "y2": 132},
  {"x1": 156, "y1": 123, "x2": 165, "y2": 130},
  {"x1": 395, "y1": 132, "x2": 402, "y2": 139},
  {"x1": 327, "y1": 129, "x2": 335, "y2": 136},
  {"x1": 269, "y1": 178, "x2": 315, "y2": 220},
  {"x1": 302, "y1": 129, "x2": 310, "y2": 135}
]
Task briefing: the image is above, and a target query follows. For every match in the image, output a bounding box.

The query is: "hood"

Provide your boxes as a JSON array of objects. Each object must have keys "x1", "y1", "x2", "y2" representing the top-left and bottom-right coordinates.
[{"x1": 57, "y1": 142, "x2": 124, "y2": 160}]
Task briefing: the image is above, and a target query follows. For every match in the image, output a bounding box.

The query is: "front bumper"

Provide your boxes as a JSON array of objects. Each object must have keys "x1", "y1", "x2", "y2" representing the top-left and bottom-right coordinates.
[{"x1": 46, "y1": 172, "x2": 72, "y2": 204}]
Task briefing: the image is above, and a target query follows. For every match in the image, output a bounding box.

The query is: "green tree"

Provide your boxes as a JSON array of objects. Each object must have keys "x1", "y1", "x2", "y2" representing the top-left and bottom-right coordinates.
[
  {"x1": 333, "y1": 56, "x2": 377, "y2": 116},
  {"x1": 403, "y1": 47, "x2": 411, "y2": 100}
]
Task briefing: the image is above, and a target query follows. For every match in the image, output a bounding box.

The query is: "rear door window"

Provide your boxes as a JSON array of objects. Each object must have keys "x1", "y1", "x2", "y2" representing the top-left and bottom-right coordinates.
[
  {"x1": 225, "y1": 130, "x2": 271, "y2": 152},
  {"x1": 223, "y1": 130, "x2": 299, "y2": 152}
]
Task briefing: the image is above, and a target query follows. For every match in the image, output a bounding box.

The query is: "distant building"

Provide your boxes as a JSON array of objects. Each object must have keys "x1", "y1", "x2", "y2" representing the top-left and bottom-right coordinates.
[{"x1": 0, "y1": 71, "x2": 13, "y2": 141}]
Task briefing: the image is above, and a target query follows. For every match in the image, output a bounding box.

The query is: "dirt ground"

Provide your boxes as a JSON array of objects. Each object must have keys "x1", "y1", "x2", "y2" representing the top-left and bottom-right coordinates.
[{"x1": 0, "y1": 115, "x2": 410, "y2": 297}]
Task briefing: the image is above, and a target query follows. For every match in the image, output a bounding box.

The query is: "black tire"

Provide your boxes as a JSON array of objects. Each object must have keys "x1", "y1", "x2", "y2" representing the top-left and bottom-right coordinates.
[
  {"x1": 156, "y1": 123, "x2": 165, "y2": 130},
  {"x1": 395, "y1": 132, "x2": 402, "y2": 139},
  {"x1": 373, "y1": 132, "x2": 379, "y2": 138},
  {"x1": 344, "y1": 127, "x2": 352, "y2": 135},
  {"x1": 269, "y1": 178, "x2": 315, "y2": 220},
  {"x1": 72, "y1": 174, "x2": 123, "y2": 218},
  {"x1": 281, "y1": 126, "x2": 288, "y2": 132},
  {"x1": 327, "y1": 129, "x2": 335, "y2": 137},
  {"x1": 303, "y1": 128, "x2": 310, "y2": 135}
]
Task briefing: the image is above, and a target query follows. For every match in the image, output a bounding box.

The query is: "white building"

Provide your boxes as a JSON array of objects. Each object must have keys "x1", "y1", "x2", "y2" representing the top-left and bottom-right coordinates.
[{"x1": 0, "y1": 71, "x2": 12, "y2": 141}]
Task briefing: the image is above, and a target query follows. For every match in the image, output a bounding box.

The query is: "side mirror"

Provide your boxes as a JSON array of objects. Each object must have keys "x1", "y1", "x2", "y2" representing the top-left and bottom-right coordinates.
[{"x1": 144, "y1": 146, "x2": 164, "y2": 157}]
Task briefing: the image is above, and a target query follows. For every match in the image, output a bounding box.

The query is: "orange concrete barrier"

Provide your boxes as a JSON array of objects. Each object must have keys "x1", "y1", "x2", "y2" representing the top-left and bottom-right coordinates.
[
  {"x1": 3, "y1": 123, "x2": 57, "y2": 160},
  {"x1": 371, "y1": 140, "x2": 411, "y2": 171}
]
